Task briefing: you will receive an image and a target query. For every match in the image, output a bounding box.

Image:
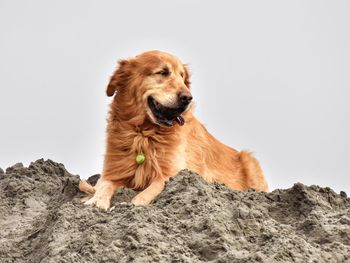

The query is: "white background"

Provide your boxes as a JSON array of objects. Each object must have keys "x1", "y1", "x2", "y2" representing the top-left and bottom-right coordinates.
[{"x1": 0, "y1": 0, "x2": 349, "y2": 193}]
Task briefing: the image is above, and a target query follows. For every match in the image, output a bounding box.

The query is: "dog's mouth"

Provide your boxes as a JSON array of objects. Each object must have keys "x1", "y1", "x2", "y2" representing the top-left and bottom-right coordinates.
[{"x1": 147, "y1": 96, "x2": 186, "y2": 127}]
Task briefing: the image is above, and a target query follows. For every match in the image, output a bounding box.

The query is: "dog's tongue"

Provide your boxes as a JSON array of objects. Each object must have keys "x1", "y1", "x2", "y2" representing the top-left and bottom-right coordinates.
[{"x1": 174, "y1": 115, "x2": 185, "y2": 126}]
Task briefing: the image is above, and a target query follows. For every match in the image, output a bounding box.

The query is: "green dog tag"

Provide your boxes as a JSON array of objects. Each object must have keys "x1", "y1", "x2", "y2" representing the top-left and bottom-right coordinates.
[{"x1": 136, "y1": 153, "x2": 145, "y2": 164}]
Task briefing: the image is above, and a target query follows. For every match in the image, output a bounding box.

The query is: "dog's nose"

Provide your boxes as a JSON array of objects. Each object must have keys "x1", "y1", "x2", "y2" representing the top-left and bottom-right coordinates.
[{"x1": 178, "y1": 92, "x2": 193, "y2": 105}]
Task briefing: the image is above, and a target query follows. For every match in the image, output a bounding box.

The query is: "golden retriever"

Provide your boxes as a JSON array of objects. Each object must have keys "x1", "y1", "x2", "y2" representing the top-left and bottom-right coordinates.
[{"x1": 79, "y1": 50, "x2": 268, "y2": 210}]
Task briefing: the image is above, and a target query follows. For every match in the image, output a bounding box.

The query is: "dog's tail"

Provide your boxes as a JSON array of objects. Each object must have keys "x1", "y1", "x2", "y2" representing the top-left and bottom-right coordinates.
[
  {"x1": 79, "y1": 180, "x2": 96, "y2": 194},
  {"x1": 239, "y1": 151, "x2": 269, "y2": 192}
]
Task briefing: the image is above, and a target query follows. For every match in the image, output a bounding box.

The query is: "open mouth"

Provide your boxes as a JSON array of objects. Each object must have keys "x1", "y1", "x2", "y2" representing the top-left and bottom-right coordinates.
[{"x1": 147, "y1": 96, "x2": 186, "y2": 127}]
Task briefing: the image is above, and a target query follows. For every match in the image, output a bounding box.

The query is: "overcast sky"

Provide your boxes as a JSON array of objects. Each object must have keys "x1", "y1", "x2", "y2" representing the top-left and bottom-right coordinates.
[{"x1": 0, "y1": 0, "x2": 349, "y2": 193}]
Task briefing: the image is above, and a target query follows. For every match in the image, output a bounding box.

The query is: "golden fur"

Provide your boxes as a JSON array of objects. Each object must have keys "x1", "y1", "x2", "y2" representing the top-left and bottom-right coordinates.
[{"x1": 80, "y1": 50, "x2": 268, "y2": 209}]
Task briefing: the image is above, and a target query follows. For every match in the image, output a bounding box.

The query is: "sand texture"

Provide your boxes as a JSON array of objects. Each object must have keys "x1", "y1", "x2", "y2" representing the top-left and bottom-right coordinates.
[{"x1": 0, "y1": 159, "x2": 349, "y2": 263}]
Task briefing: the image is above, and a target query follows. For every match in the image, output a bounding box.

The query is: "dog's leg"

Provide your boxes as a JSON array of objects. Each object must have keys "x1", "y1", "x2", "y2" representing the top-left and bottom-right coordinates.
[
  {"x1": 79, "y1": 180, "x2": 96, "y2": 194},
  {"x1": 84, "y1": 178, "x2": 119, "y2": 210},
  {"x1": 131, "y1": 178, "x2": 165, "y2": 206},
  {"x1": 240, "y1": 151, "x2": 269, "y2": 192}
]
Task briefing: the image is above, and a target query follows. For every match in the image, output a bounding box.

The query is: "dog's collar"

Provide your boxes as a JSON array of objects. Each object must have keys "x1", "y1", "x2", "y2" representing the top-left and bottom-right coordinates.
[{"x1": 136, "y1": 153, "x2": 145, "y2": 165}]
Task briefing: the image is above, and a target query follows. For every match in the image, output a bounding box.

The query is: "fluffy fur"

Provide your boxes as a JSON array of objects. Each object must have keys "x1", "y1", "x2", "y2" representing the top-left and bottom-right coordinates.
[{"x1": 80, "y1": 51, "x2": 268, "y2": 209}]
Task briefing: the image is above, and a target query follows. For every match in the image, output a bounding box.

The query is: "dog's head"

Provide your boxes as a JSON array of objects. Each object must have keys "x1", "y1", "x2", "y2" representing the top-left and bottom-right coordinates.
[{"x1": 106, "y1": 51, "x2": 192, "y2": 128}]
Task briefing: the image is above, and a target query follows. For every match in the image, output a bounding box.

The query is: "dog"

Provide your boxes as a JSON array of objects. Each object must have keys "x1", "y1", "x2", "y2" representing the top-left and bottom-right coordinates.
[{"x1": 79, "y1": 50, "x2": 269, "y2": 210}]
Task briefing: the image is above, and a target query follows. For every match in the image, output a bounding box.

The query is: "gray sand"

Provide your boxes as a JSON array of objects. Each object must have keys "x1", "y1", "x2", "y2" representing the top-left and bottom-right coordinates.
[{"x1": 0, "y1": 159, "x2": 349, "y2": 262}]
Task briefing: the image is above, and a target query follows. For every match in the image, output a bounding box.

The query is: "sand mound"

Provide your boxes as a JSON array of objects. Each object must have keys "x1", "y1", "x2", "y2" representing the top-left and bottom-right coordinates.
[{"x1": 0, "y1": 159, "x2": 349, "y2": 262}]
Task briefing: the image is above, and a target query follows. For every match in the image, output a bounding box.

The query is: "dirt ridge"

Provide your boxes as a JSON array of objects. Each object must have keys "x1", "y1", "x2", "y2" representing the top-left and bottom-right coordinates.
[{"x1": 0, "y1": 159, "x2": 349, "y2": 263}]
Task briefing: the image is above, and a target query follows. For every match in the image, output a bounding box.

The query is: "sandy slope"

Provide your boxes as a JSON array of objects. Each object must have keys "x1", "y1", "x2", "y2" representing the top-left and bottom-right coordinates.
[{"x1": 0, "y1": 159, "x2": 349, "y2": 263}]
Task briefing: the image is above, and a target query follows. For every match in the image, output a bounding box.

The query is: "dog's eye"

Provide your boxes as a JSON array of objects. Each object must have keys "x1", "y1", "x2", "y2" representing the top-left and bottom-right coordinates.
[{"x1": 155, "y1": 68, "x2": 170, "y2": 77}]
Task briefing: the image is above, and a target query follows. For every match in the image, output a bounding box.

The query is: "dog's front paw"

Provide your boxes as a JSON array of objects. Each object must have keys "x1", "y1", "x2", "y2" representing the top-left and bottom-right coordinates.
[
  {"x1": 131, "y1": 194, "x2": 151, "y2": 206},
  {"x1": 84, "y1": 195, "x2": 110, "y2": 211}
]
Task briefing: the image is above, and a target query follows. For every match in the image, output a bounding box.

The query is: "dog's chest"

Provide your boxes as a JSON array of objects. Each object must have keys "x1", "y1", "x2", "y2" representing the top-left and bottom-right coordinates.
[
  {"x1": 175, "y1": 138, "x2": 187, "y2": 172},
  {"x1": 132, "y1": 132, "x2": 186, "y2": 177}
]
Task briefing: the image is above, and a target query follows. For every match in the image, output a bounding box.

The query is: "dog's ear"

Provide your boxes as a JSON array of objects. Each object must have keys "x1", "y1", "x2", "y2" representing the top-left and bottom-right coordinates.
[
  {"x1": 106, "y1": 59, "x2": 133, "y2": 97},
  {"x1": 183, "y1": 64, "x2": 191, "y2": 89}
]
